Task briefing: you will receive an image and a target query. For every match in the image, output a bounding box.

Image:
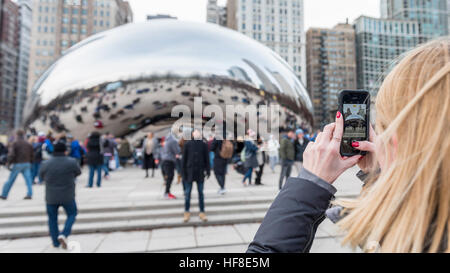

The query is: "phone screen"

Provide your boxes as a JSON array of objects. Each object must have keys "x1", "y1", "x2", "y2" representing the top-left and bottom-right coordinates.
[{"x1": 340, "y1": 91, "x2": 370, "y2": 156}]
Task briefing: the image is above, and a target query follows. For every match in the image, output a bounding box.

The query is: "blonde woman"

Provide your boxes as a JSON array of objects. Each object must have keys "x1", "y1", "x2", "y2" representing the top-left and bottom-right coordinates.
[{"x1": 247, "y1": 38, "x2": 449, "y2": 253}]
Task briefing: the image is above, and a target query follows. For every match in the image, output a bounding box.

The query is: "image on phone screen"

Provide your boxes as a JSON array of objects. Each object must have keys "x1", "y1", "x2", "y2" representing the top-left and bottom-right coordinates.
[{"x1": 341, "y1": 103, "x2": 367, "y2": 155}]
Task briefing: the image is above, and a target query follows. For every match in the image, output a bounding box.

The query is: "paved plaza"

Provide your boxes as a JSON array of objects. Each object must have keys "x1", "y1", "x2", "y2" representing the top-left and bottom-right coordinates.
[{"x1": 0, "y1": 164, "x2": 363, "y2": 253}]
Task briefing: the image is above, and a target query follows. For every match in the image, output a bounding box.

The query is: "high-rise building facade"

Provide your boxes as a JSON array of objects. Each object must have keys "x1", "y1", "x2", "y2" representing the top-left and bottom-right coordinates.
[
  {"x1": 226, "y1": 0, "x2": 306, "y2": 83},
  {"x1": 354, "y1": 16, "x2": 420, "y2": 96},
  {"x1": 207, "y1": 0, "x2": 227, "y2": 26},
  {"x1": 306, "y1": 23, "x2": 357, "y2": 128},
  {"x1": 15, "y1": 0, "x2": 33, "y2": 129},
  {"x1": 381, "y1": 0, "x2": 449, "y2": 41},
  {"x1": 27, "y1": 0, "x2": 133, "y2": 95},
  {"x1": 0, "y1": 0, "x2": 20, "y2": 134}
]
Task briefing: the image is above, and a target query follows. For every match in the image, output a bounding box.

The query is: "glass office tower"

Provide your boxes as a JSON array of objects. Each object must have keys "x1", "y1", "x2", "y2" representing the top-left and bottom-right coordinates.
[
  {"x1": 354, "y1": 16, "x2": 420, "y2": 96},
  {"x1": 381, "y1": 0, "x2": 449, "y2": 42}
]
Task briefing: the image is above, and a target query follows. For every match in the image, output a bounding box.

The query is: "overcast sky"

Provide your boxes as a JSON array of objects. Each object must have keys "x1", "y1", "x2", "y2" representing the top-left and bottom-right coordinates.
[{"x1": 127, "y1": 0, "x2": 380, "y2": 30}]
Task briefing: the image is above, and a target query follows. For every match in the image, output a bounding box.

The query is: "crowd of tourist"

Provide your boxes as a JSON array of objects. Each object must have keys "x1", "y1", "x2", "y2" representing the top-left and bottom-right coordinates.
[{"x1": 0, "y1": 126, "x2": 315, "y2": 250}]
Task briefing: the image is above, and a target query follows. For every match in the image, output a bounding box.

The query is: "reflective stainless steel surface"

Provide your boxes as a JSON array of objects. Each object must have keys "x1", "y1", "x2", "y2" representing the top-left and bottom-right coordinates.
[{"x1": 24, "y1": 20, "x2": 313, "y2": 139}]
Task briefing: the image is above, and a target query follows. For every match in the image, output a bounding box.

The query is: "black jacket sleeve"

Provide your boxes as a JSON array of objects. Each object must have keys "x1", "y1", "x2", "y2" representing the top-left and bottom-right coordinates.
[
  {"x1": 182, "y1": 142, "x2": 189, "y2": 179},
  {"x1": 247, "y1": 168, "x2": 336, "y2": 253},
  {"x1": 204, "y1": 142, "x2": 210, "y2": 175}
]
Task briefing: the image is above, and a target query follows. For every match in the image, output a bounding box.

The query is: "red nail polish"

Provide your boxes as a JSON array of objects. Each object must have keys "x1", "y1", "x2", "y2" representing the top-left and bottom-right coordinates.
[
  {"x1": 336, "y1": 111, "x2": 341, "y2": 118},
  {"x1": 352, "y1": 142, "x2": 359, "y2": 147}
]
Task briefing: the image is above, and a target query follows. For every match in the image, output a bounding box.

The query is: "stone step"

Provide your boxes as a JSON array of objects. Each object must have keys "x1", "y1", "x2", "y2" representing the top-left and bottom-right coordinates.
[
  {"x1": 0, "y1": 195, "x2": 275, "y2": 218},
  {"x1": 0, "y1": 211, "x2": 266, "y2": 240},
  {"x1": 0, "y1": 203, "x2": 271, "y2": 228}
]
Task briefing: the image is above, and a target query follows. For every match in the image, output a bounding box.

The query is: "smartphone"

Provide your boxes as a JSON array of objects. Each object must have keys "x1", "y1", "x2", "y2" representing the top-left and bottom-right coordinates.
[{"x1": 338, "y1": 90, "x2": 370, "y2": 157}]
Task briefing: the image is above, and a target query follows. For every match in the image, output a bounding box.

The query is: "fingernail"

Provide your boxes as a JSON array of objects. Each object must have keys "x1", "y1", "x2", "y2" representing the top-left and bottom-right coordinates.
[
  {"x1": 352, "y1": 141, "x2": 359, "y2": 147},
  {"x1": 336, "y1": 111, "x2": 341, "y2": 118}
]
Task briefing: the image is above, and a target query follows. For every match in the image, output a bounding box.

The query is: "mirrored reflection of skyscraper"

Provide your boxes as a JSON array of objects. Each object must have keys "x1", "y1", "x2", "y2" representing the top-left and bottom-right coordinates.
[{"x1": 27, "y1": 0, "x2": 133, "y2": 96}]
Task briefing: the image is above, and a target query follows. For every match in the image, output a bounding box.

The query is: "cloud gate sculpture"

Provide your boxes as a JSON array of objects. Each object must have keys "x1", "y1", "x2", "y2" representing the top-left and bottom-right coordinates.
[{"x1": 24, "y1": 20, "x2": 313, "y2": 139}]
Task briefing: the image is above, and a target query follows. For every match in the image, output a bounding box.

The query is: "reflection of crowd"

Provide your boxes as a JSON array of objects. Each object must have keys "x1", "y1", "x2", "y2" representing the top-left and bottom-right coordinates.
[{"x1": 344, "y1": 105, "x2": 366, "y2": 121}]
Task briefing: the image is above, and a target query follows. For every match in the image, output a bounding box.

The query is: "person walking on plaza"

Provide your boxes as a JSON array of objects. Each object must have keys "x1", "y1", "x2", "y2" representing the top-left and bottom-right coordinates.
[
  {"x1": 266, "y1": 135, "x2": 280, "y2": 173},
  {"x1": 142, "y1": 133, "x2": 157, "y2": 178},
  {"x1": 68, "y1": 135, "x2": 84, "y2": 166},
  {"x1": 254, "y1": 136, "x2": 266, "y2": 186},
  {"x1": 30, "y1": 136, "x2": 44, "y2": 185},
  {"x1": 42, "y1": 132, "x2": 54, "y2": 160},
  {"x1": 39, "y1": 140, "x2": 81, "y2": 250},
  {"x1": 207, "y1": 134, "x2": 215, "y2": 169},
  {"x1": 118, "y1": 137, "x2": 132, "y2": 168},
  {"x1": 86, "y1": 132, "x2": 104, "y2": 188},
  {"x1": 0, "y1": 130, "x2": 34, "y2": 200},
  {"x1": 0, "y1": 141, "x2": 7, "y2": 166},
  {"x1": 293, "y1": 129, "x2": 309, "y2": 176},
  {"x1": 242, "y1": 130, "x2": 259, "y2": 186},
  {"x1": 278, "y1": 130, "x2": 295, "y2": 190},
  {"x1": 210, "y1": 134, "x2": 233, "y2": 195},
  {"x1": 160, "y1": 132, "x2": 181, "y2": 199},
  {"x1": 182, "y1": 129, "x2": 210, "y2": 223},
  {"x1": 101, "y1": 133, "x2": 116, "y2": 179}
]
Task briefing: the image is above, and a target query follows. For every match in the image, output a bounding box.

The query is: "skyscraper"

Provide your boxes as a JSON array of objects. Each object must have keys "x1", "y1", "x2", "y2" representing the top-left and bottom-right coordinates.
[
  {"x1": 15, "y1": 0, "x2": 33, "y2": 129},
  {"x1": 306, "y1": 23, "x2": 357, "y2": 128},
  {"x1": 27, "y1": 0, "x2": 133, "y2": 95},
  {"x1": 0, "y1": 0, "x2": 20, "y2": 134},
  {"x1": 225, "y1": 0, "x2": 306, "y2": 83},
  {"x1": 381, "y1": 0, "x2": 449, "y2": 42},
  {"x1": 207, "y1": 0, "x2": 227, "y2": 26},
  {"x1": 354, "y1": 16, "x2": 420, "y2": 95}
]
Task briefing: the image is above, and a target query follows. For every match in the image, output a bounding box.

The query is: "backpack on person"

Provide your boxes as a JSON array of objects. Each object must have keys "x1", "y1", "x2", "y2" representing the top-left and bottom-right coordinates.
[
  {"x1": 219, "y1": 140, "x2": 234, "y2": 159},
  {"x1": 103, "y1": 139, "x2": 110, "y2": 148},
  {"x1": 34, "y1": 143, "x2": 43, "y2": 161}
]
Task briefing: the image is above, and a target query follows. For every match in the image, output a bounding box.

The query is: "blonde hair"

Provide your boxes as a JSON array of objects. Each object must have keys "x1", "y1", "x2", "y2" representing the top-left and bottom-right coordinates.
[{"x1": 337, "y1": 37, "x2": 450, "y2": 253}]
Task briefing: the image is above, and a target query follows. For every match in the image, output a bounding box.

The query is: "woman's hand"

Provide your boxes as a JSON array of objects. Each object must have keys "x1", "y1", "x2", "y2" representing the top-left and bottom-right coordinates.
[
  {"x1": 352, "y1": 124, "x2": 378, "y2": 173},
  {"x1": 303, "y1": 111, "x2": 362, "y2": 184}
]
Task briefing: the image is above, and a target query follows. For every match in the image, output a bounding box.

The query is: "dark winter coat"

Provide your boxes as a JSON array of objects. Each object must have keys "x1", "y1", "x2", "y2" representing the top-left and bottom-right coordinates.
[
  {"x1": 40, "y1": 153, "x2": 81, "y2": 205},
  {"x1": 247, "y1": 168, "x2": 336, "y2": 253},
  {"x1": 182, "y1": 140, "x2": 210, "y2": 182},
  {"x1": 86, "y1": 135, "x2": 103, "y2": 166},
  {"x1": 210, "y1": 139, "x2": 228, "y2": 176},
  {"x1": 118, "y1": 140, "x2": 132, "y2": 157},
  {"x1": 243, "y1": 140, "x2": 258, "y2": 169},
  {"x1": 294, "y1": 137, "x2": 309, "y2": 162},
  {"x1": 7, "y1": 138, "x2": 33, "y2": 164},
  {"x1": 247, "y1": 169, "x2": 448, "y2": 253},
  {"x1": 279, "y1": 136, "x2": 295, "y2": 161}
]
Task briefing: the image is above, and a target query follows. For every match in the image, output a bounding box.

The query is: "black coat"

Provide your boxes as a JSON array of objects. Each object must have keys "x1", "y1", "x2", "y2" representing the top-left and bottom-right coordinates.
[
  {"x1": 295, "y1": 137, "x2": 309, "y2": 162},
  {"x1": 182, "y1": 140, "x2": 210, "y2": 182},
  {"x1": 210, "y1": 139, "x2": 228, "y2": 176},
  {"x1": 86, "y1": 136, "x2": 103, "y2": 166},
  {"x1": 40, "y1": 154, "x2": 81, "y2": 204},
  {"x1": 247, "y1": 168, "x2": 336, "y2": 253}
]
